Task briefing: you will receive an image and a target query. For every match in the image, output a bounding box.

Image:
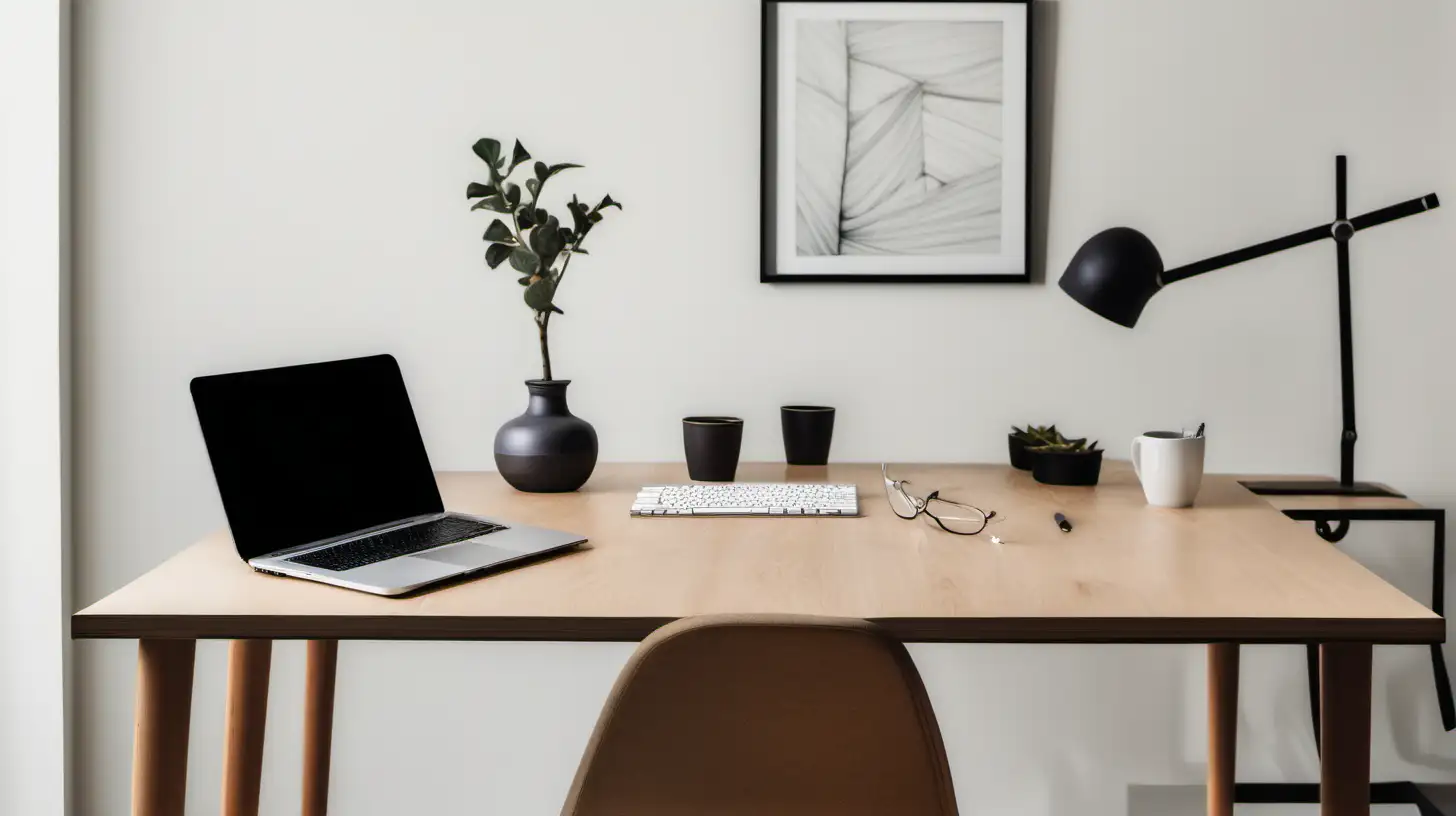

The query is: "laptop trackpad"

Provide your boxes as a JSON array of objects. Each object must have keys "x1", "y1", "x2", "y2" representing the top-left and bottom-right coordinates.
[{"x1": 412, "y1": 542, "x2": 519, "y2": 569}]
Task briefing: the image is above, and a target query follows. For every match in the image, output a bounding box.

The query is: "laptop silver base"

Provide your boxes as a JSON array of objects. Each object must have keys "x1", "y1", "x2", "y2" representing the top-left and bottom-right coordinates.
[{"x1": 249, "y1": 512, "x2": 584, "y2": 597}]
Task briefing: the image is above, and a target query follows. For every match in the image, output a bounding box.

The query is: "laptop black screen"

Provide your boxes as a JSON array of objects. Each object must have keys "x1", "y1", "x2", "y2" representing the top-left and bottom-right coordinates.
[{"x1": 190, "y1": 354, "x2": 444, "y2": 561}]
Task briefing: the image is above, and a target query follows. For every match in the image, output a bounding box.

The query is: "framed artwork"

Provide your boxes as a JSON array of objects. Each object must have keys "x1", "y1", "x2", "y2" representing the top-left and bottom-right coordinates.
[{"x1": 761, "y1": 0, "x2": 1032, "y2": 283}]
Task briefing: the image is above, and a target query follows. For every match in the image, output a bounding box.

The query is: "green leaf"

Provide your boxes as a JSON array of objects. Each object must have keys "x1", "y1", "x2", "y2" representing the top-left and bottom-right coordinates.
[
  {"x1": 472, "y1": 138, "x2": 502, "y2": 167},
  {"x1": 466, "y1": 181, "x2": 494, "y2": 199},
  {"x1": 532, "y1": 161, "x2": 582, "y2": 185},
  {"x1": 570, "y1": 247, "x2": 589, "y2": 255},
  {"x1": 483, "y1": 219, "x2": 514, "y2": 243},
  {"x1": 508, "y1": 247, "x2": 539, "y2": 275},
  {"x1": 525, "y1": 178, "x2": 540, "y2": 199},
  {"x1": 550, "y1": 304, "x2": 564, "y2": 315},
  {"x1": 516, "y1": 206, "x2": 536, "y2": 230},
  {"x1": 567, "y1": 196, "x2": 591, "y2": 236},
  {"x1": 534, "y1": 208, "x2": 548, "y2": 225},
  {"x1": 485, "y1": 243, "x2": 512, "y2": 269},
  {"x1": 524, "y1": 274, "x2": 558, "y2": 312},
  {"x1": 594, "y1": 193, "x2": 621, "y2": 211},
  {"x1": 558, "y1": 227, "x2": 574, "y2": 247},
  {"x1": 507, "y1": 140, "x2": 531, "y2": 174},
  {"x1": 503, "y1": 182, "x2": 521, "y2": 207},
  {"x1": 471, "y1": 195, "x2": 510, "y2": 212},
  {"x1": 517, "y1": 275, "x2": 533, "y2": 286},
  {"x1": 528, "y1": 215, "x2": 566, "y2": 270}
]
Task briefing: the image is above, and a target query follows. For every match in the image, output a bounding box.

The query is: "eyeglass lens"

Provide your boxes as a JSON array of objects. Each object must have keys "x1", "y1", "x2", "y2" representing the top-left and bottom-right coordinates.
[
  {"x1": 925, "y1": 497, "x2": 989, "y2": 535},
  {"x1": 885, "y1": 480, "x2": 920, "y2": 519}
]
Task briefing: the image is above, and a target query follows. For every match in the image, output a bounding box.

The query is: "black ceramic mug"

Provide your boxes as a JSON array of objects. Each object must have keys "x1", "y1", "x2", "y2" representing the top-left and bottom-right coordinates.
[
  {"x1": 781, "y1": 405, "x2": 835, "y2": 466},
  {"x1": 683, "y1": 417, "x2": 744, "y2": 482}
]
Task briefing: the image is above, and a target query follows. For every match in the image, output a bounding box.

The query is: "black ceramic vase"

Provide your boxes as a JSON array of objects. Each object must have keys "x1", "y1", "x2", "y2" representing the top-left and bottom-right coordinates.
[
  {"x1": 494, "y1": 380, "x2": 598, "y2": 493},
  {"x1": 1031, "y1": 449, "x2": 1104, "y2": 487},
  {"x1": 1008, "y1": 434, "x2": 1036, "y2": 470}
]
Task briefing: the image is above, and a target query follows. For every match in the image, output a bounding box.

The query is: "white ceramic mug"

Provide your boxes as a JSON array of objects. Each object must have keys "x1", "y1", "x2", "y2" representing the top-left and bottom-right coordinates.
[{"x1": 1131, "y1": 432, "x2": 1205, "y2": 508}]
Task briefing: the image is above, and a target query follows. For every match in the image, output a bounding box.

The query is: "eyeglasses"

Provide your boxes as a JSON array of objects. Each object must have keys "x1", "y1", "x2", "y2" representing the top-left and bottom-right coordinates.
[{"x1": 881, "y1": 464, "x2": 997, "y2": 536}]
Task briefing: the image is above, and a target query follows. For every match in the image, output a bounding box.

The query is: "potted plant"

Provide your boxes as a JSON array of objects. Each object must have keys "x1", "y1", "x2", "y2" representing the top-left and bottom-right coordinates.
[
  {"x1": 1009, "y1": 424, "x2": 1058, "y2": 470},
  {"x1": 1028, "y1": 435, "x2": 1104, "y2": 487},
  {"x1": 466, "y1": 137, "x2": 621, "y2": 492}
]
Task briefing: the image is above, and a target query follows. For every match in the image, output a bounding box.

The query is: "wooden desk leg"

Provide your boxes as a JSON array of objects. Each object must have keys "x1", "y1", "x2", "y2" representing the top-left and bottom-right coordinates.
[
  {"x1": 221, "y1": 640, "x2": 273, "y2": 816},
  {"x1": 1320, "y1": 643, "x2": 1373, "y2": 816},
  {"x1": 133, "y1": 639, "x2": 197, "y2": 816},
  {"x1": 1207, "y1": 643, "x2": 1239, "y2": 816},
  {"x1": 302, "y1": 640, "x2": 339, "y2": 816}
]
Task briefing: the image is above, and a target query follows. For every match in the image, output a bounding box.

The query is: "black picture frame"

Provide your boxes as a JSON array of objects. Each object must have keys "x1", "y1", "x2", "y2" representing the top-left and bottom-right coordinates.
[{"x1": 761, "y1": 0, "x2": 1034, "y2": 284}]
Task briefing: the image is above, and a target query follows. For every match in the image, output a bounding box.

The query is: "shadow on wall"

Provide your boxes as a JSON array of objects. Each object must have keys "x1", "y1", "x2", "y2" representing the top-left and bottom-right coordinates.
[
  {"x1": 1390, "y1": 641, "x2": 1456, "y2": 772},
  {"x1": 1029, "y1": 0, "x2": 1059, "y2": 285},
  {"x1": 913, "y1": 642, "x2": 1191, "y2": 814}
]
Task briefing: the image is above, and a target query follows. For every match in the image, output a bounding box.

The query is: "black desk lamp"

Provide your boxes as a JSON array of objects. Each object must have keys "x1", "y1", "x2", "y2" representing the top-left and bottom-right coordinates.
[{"x1": 1059, "y1": 156, "x2": 1439, "y2": 498}]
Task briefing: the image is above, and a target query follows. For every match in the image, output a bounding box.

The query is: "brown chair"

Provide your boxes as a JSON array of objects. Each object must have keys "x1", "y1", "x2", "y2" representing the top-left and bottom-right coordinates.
[{"x1": 560, "y1": 614, "x2": 959, "y2": 816}]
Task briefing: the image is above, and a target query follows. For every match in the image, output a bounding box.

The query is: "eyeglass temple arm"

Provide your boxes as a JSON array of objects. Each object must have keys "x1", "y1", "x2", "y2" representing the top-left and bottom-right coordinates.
[{"x1": 1162, "y1": 193, "x2": 1439, "y2": 284}]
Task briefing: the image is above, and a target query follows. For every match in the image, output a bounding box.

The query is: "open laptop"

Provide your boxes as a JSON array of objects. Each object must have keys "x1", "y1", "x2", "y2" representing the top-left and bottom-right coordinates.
[{"x1": 190, "y1": 354, "x2": 585, "y2": 596}]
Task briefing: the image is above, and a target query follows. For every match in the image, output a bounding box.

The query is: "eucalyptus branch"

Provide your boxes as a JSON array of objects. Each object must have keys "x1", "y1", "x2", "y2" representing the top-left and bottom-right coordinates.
[
  {"x1": 510, "y1": 208, "x2": 527, "y2": 250},
  {"x1": 535, "y1": 309, "x2": 553, "y2": 381},
  {"x1": 467, "y1": 136, "x2": 619, "y2": 383},
  {"x1": 554, "y1": 233, "x2": 588, "y2": 287}
]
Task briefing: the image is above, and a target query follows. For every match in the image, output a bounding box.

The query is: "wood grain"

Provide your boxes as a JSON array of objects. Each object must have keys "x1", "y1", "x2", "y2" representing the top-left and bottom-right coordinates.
[
  {"x1": 302, "y1": 640, "x2": 338, "y2": 816},
  {"x1": 1206, "y1": 644, "x2": 1239, "y2": 816},
  {"x1": 1320, "y1": 643, "x2": 1373, "y2": 816},
  {"x1": 73, "y1": 463, "x2": 1442, "y2": 645},
  {"x1": 221, "y1": 640, "x2": 272, "y2": 816},
  {"x1": 132, "y1": 639, "x2": 195, "y2": 816}
]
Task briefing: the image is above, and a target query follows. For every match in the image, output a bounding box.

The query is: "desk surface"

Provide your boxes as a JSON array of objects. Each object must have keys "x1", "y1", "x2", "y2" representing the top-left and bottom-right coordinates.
[{"x1": 71, "y1": 462, "x2": 1443, "y2": 644}]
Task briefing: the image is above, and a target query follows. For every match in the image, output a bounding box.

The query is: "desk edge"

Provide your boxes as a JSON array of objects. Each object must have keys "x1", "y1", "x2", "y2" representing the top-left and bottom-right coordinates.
[{"x1": 69, "y1": 613, "x2": 1446, "y2": 645}]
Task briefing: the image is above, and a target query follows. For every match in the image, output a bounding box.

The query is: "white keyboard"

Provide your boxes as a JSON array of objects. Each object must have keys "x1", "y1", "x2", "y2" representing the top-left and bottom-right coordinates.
[{"x1": 631, "y1": 483, "x2": 860, "y2": 517}]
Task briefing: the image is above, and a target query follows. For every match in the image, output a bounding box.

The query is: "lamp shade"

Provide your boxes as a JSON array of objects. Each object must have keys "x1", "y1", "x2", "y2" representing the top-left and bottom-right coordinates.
[{"x1": 1058, "y1": 227, "x2": 1164, "y2": 328}]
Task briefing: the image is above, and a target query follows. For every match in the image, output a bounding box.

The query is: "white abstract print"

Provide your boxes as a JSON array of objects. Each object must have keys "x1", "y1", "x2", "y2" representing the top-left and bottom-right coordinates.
[{"x1": 795, "y1": 20, "x2": 1003, "y2": 257}]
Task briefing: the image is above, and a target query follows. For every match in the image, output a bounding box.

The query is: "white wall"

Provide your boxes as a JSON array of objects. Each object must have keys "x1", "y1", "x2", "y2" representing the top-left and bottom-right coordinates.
[
  {"x1": 1, "y1": 1, "x2": 69, "y2": 814},
  {"x1": 72, "y1": 0, "x2": 1455, "y2": 813}
]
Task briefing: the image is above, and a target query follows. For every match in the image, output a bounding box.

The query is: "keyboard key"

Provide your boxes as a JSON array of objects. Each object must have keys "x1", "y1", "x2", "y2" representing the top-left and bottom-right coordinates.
[
  {"x1": 288, "y1": 517, "x2": 504, "y2": 572},
  {"x1": 629, "y1": 483, "x2": 858, "y2": 518}
]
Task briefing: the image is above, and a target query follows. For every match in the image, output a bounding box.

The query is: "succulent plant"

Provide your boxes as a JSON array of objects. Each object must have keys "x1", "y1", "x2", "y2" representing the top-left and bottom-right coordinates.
[
  {"x1": 466, "y1": 137, "x2": 621, "y2": 381},
  {"x1": 1030, "y1": 439, "x2": 1101, "y2": 454},
  {"x1": 1011, "y1": 425, "x2": 1060, "y2": 446},
  {"x1": 1013, "y1": 424, "x2": 1100, "y2": 454}
]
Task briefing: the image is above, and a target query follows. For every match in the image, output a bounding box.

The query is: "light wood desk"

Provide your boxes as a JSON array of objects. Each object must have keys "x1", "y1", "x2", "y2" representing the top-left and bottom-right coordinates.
[
  {"x1": 72, "y1": 462, "x2": 1444, "y2": 816},
  {"x1": 1233, "y1": 475, "x2": 1451, "y2": 813}
]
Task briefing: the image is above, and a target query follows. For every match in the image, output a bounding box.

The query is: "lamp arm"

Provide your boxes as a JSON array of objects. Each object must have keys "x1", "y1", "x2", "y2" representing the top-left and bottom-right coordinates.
[
  {"x1": 1161, "y1": 192, "x2": 1440, "y2": 285},
  {"x1": 1350, "y1": 192, "x2": 1439, "y2": 232},
  {"x1": 1162, "y1": 224, "x2": 1331, "y2": 283}
]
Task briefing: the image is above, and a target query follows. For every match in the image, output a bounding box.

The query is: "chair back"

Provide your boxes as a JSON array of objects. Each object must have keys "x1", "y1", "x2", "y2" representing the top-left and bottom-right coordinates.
[{"x1": 561, "y1": 614, "x2": 958, "y2": 816}]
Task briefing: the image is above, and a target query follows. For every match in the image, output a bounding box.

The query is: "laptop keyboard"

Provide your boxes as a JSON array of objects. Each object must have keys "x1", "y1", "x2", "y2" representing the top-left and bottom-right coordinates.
[{"x1": 287, "y1": 517, "x2": 505, "y2": 572}]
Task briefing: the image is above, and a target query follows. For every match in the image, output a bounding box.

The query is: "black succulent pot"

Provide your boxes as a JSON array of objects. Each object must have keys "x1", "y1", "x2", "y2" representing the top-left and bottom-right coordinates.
[
  {"x1": 1031, "y1": 449, "x2": 1103, "y2": 487},
  {"x1": 1008, "y1": 434, "x2": 1036, "y2": 470},
  {"x1": 494, "y1": 380, "x2": 598, "y2": 493}
]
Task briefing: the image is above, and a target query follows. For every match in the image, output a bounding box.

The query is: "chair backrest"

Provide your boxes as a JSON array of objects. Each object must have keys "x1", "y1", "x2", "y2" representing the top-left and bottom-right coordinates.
[{"x1": 560, "y1": 614, "x2": 959, "y2": 816}]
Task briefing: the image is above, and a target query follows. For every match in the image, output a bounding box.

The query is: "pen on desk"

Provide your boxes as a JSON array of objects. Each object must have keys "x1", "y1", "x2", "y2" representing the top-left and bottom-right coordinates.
[{"x1": 1054, "y1": 512, "x2": 1072, "y2": 533}]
